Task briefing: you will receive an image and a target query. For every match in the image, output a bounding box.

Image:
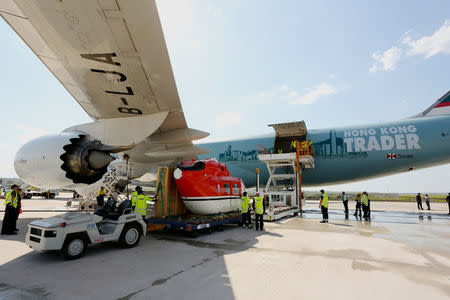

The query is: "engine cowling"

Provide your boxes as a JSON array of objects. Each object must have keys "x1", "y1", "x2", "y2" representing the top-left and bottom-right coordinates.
[{"x1": 14, "y1": 133, "x2": 115, "y2": 189}]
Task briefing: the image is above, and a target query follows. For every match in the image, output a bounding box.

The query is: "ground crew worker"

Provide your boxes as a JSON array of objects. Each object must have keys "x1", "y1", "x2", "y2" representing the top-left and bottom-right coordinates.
[
  {"x1": 362, "y1": 191, "x2": 370, "y2": 220},
  {"x1": 319, "y1": 189, "x2": 328, "y2": 223},
  {"x1": 353, "y1": 193, "x2": 362, "y2": 218},
  {"x1": 341, "y1": 191, "x2": 349, "y2": 215},
  {"x1": 290, "y1": 139, "x2": 298, "y2": 151},
  {"x1": 446, "y1": 193, "x2": 450, "y2": 215},
  {"x1": 13, "y1": 187, "x2": 23, "y2": 231},
  {"x1": 1, "y1": 184, "x2": 20, "y2": 235},
  {"x1": 424, "y1": 194, "x2": 431, "y2": 210},
  {"x1": 253, "y1": 193, "x2": 265, "y2": 231},
  {"x1": 133, "y1": 186, "x2": 147, "y2": 218},
  {"x1": 240, "y1": 192, "x2": 252, "y2": 228},
  {"x1": 96, "y1": 186, "x2": 106, "y2": 207},
  {"x1": 416, "y1": 193, "x2": 424, "y2": 210}
]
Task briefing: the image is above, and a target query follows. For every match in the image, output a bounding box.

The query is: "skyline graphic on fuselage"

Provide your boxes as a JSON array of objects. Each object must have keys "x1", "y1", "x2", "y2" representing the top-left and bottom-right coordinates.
[
  {"x1": 219, "y1": 145, "x2": 261, "y2": 162},
  {"x1": 313, "y1": 130, "x2": 368, "y2": 159}
]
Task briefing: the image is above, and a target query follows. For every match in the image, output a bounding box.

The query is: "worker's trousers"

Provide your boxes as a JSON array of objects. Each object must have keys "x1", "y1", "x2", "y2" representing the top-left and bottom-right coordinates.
[
  {"x1": 1, "y1": 205, "x2": 16, "y2": 235},
  {"x1": 241, "y1": 212, "x2": 251, "y2": 226},
  {"x1": 343, "y1": 201, "x2": 348, "y2": 214},
  {"x1": 354, "y1": 203, "x2": 362, "y2": 217},
  {"x1": 417, "y1": 201, "x2": 423, "y2": 210},
  {"x1": 362, "y1": 204, "x2": 370, "y2": 219},
  {"x1": 425, "y1": 201, "x2": 430, "y2": 210},
  {"x1": 321, "y1": 206, "x2": 328, "y2": 221},
  {"x1": 255, "y1": 213, "x2": 264, "y2": 231}
]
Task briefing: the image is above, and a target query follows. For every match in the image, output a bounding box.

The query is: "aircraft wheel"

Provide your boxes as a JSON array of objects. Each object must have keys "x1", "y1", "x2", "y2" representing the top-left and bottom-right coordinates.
[
  {"x1": 49, "y1": 193, "x2": 55, "y2": 199},
  {"x1": 120, "y1": 224, "x2": 141, "y2": 248},
  {"x1": 62, "y1": 234, "x2": 88, "y2": 260}
]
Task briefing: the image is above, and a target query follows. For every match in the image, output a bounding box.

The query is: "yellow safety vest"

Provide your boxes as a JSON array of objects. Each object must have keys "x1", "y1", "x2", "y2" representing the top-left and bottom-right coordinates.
[
  {"x1": 146, "y1": 195, "x2": 154, "y2": 203},
  {"x1": 241, "y1": 196, "x2": 250, "y2": 213},
  {"x1": 254, "y1": 197, "x2": 263, "y2": 214},
  {"x1": 135, "y1": 194, "x2": 147, "y2": 216},
  {"x1": 5, "y1": 191, "x2": 18, "y2": 208},
  {"x1": 362, "y1": 194, "x2": 368, "y2": 206},
  {"x1": 131, "y1": 191, "x2": 138, "y2": 207},
  {"x1": 321, "y1": 194, "x2": 328, "y2": 208},
  {"x1": 291, "y1": 141, "x2": 297, "y2": 149},
  {"x1": 97, "y1": 190, "x2": 105, "y2": 197}
]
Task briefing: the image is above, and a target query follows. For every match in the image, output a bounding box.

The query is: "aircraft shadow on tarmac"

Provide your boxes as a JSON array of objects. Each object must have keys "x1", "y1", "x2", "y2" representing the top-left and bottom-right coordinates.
[{"x1": 0, "y1": 216, "x2": 278, "y2": 300}]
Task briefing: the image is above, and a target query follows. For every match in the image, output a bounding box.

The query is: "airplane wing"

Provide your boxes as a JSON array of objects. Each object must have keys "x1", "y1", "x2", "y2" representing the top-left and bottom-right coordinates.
[{"x1": 0, "y1": 0, "x2": 209, "y2": 177}]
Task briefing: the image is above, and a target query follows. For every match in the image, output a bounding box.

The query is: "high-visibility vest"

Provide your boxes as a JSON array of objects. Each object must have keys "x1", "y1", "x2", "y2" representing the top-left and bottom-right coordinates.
[
  {"x1": 254, "y1": 197, "x2": 263, "y2": 214},
  {"x1": 131, "y1": 191, "x2": 138, "y2": 207},
  {"x1": 291, "y1": 141, "x2": 297, "y2": 149},
  {"x1": 97, "y1": 190, "x2": 105, "y2": 197},
  {"x1": 362, "y1": 194, "x2": 368, "y2": 205},
  {"x1": 321, "y1": 194, "x2": 328, "y2": 208},
  {"x1": 241, "y1": 196, "x2": 250, "y2": 213},
  {"x1": 5, "y1": 191, "x2": 18, "y2": 208},
  {"x1": 135, "y1": 194, "x2": 147, "y2": 216},
  {"x1": 343, "y1": 194, "x2": 348, "y2": 201},
  {"x1": 146, "y1": 195, "x2": 154, "y2": 203}
]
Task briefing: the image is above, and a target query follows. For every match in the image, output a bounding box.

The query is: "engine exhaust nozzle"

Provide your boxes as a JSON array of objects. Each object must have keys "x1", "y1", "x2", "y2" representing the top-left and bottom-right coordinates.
[{"x1": 87, "y1": 151, "x2": 114, "y2": 170}]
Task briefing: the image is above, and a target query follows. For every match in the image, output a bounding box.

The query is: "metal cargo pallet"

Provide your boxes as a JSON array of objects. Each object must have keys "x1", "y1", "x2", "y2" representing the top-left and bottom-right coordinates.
[{"x1": 145, "y1": 212, "x2": 241, "y2": 234}]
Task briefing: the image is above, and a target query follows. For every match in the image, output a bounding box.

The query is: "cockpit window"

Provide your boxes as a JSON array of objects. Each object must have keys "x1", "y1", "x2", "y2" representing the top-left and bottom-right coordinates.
[{"x1": 177, "y1": 161, "x2": 205, "y2": 171}]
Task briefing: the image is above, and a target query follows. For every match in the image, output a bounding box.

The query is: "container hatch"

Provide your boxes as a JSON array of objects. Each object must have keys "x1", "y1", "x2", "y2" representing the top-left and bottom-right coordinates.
[{"x1": 268, "y1": 121, "x2": 307, "y2": 138}]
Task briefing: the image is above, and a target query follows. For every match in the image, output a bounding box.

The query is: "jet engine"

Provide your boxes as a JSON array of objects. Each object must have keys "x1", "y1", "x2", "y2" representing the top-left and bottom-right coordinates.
[{"x1": 14, "y1": 133, "x2": 117, "y2": 189}]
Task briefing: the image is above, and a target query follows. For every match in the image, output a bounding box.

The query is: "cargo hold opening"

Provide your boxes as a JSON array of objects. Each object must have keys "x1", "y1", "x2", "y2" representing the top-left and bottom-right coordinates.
[{"x1": 269, "y1": 121, "x2": 308, "y2": 154}]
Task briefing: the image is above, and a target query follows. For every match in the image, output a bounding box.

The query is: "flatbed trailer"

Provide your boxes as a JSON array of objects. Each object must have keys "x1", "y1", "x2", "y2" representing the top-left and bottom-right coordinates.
[{"x1": 145, "y1": 211, "x2": 241, "y2": 236}]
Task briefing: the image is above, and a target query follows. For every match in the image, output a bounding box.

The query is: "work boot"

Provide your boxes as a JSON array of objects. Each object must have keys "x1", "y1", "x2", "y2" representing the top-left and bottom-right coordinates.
[
  {"x1": 242, "y1": 224, "x2": 246, "y2": 228},
  {"x1": 320, "y1": 220, "x2": 326, "y2": 223},
  {"x1": 248, "y1": 225, "x2": 253, "y2": 229}
]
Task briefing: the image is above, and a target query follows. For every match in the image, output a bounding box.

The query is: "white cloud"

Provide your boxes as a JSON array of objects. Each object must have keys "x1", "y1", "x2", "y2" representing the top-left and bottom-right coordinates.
[
  {"x1": 369, "y1": 46, "x2": 403, "y2": 72},
  {"x1": 280, "y1": 84, "x2": 289, "y2": 91},
  {"x1": 287, "y1": 91, "x2": 298, "y2": 98},
  {"x1": 403, "y1": 20, "x2": 450, "y2": 58},
  {"x1": 291, "y1": 83, "x2": 337, "y2": 105},
  {"x1": 215, "y1": 112, "x2": 241, "y2": 128},
  {"x1": 369, "y1": 19, "x2": 450, "y2": 72}
]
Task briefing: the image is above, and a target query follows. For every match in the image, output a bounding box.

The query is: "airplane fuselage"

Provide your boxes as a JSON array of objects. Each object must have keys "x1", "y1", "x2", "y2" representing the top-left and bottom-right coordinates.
[{"x1": 199, "y1": 115, "x2": 450, "y2": 188}]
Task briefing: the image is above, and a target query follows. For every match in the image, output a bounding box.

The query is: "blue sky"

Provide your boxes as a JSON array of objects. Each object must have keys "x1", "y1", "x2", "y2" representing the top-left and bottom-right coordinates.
[{"x1": 0, "y1": 0, "x2": 449, "y2": 192}]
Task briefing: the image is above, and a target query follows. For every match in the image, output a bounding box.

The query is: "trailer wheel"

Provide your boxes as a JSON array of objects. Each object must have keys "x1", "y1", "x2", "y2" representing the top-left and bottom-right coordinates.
[
  {"x1": 62, "y1": 234, "x2": 88, "y2": 260},
  {"x1": 25, "y1": 193, "x2": 32, "y2": 199},
  {"x1": 49, "y1": 193, "x2": 56, "y2": 199},
  {"x1": 119, "y1": 224, "x2": 141, "y2": 248}
]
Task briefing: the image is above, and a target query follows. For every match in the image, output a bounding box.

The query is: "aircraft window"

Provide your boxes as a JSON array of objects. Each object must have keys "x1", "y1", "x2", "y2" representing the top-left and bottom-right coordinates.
[
  {"x1": 216, "y1": 184, "x2": 220, "y2": 193},
  {"x1": 177, "y1": 161, "x2": 205, "y2": 171},
  {"x1": 224, "y1": 184, "x2": 230, "y2": 194},
  {"x1": 232, "y1": 184, "x2": 239, "y2": 194}
]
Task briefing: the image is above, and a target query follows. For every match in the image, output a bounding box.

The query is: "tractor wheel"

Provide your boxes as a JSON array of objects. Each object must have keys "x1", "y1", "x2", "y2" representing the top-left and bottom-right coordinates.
[
  {"x1": 119, "y1": 224, "x2": 141, "y2": 248},
  {"x1": 62, "y1": 234, "x2": 88, "y2": 260}
]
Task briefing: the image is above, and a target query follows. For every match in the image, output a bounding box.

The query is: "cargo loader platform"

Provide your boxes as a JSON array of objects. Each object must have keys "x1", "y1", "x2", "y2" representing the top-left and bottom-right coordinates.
[{"x1": 257, "y1": 121, "x2": 315, "y2": 221}]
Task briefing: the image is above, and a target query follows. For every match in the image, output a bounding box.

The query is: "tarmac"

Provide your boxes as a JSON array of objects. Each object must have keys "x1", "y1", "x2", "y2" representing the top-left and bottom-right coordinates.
[{"x1": 0, "y1": 198, "x2": 449, "y2": 300}]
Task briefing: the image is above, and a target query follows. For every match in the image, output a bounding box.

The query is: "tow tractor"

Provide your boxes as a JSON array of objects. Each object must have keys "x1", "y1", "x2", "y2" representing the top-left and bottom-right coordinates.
[{"x1": 26, "y1": 199, "x2": 146, "y2": 260}]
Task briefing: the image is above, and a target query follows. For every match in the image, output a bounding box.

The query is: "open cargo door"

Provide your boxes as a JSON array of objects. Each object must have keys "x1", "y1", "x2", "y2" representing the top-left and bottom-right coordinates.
[{"x1": 268, "y1": 121, "x2": 308, "y2": 153}]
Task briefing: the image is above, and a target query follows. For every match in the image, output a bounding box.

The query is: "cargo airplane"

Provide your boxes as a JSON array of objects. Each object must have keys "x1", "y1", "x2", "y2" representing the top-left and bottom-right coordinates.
[{"x1": 2, "y1": 1, "x2": 449, "y2": 214}]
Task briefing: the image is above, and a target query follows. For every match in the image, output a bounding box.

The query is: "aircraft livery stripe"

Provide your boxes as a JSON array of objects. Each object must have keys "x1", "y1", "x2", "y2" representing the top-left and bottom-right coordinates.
[{"x1": 435, "y1": 94, "x2": 450, "y2": 108}]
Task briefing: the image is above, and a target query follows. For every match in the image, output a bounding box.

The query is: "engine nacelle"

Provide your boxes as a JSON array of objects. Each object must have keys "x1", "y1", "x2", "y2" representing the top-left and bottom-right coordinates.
[{"x1": 14, "y1": 133, "x2": 115, "y2": 189}]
